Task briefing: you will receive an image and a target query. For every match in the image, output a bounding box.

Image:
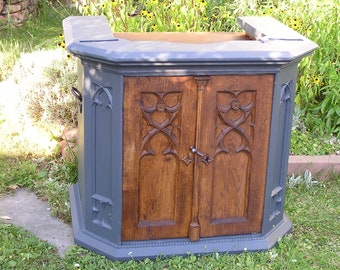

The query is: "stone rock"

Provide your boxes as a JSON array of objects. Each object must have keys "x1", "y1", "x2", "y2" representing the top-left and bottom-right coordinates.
[
  {"x1": 6, "y1": 3, "x2": 22, "y2": 13},
  {"x1": 0, "y1": 0, "x2": 39, "y2": 27},
  {"x1": 59, "y1": 126, "x2": 78, "y2": 161},
  {"x1": 61, "y1": 126, "x2": 78, "y2": 142},
  {"x1": 59, "y1": 140, "x2": 77, "y2": 162}
]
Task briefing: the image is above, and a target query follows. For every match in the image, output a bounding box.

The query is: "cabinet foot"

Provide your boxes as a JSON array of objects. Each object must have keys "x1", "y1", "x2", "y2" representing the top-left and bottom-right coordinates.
[{"x1": 189, "y1": 222, "x2": 200, "y2": 241}]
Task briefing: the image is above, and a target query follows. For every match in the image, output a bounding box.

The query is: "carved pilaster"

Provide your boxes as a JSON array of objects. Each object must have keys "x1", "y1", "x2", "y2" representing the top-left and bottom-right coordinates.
[{"x1": 194, "y1": 76, "x2": 210, "y2": 91}]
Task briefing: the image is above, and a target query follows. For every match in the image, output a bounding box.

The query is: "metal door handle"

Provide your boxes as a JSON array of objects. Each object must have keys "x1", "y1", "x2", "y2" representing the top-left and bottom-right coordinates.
[
  {"x1": 71, "y1": 87, "x2": 82, "y2": 113},
  {"x1": 189, "y1": 146, "x2": 213, "y2": 165}
]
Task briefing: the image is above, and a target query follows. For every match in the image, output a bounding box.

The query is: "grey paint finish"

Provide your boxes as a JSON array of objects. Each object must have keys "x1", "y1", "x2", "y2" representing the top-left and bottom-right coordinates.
[
  {"x1": 64, "y1": 15, "x2": 317, "y2": 260},
  {"x1": 63, "y1": 16, "x2": 317, "y2": 64},
  {"x1": 70, "y1": 182, "x2": 292, "y2": 260},
  {"x1": 237, "y1": 16, "x2": 306, "y2": 41},
  {"x1": 262, "y1": 63, "x2": 299, "y2": 234}
]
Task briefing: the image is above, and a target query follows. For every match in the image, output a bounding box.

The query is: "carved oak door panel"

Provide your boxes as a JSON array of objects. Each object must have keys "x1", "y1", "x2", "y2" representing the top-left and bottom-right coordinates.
[
  {"x1": 122, "y1": 74, "x2": 274, "y2": 241},
  {"x1": 197, "y1": 75, "x2": 274, "y2": 238},
  {"x1": 122, "y1": 76, "x2": 197, "y2": 241}
]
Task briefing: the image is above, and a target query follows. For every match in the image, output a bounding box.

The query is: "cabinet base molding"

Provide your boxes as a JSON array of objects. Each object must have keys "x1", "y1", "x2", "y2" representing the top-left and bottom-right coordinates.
[{"x1": 70, "y1": 183, "x2": 292, "y2": 260}]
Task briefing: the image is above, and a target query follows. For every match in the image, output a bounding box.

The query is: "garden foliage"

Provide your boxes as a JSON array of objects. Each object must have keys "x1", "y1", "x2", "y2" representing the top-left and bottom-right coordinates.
[{"x1": 73, "y1": 0, "x2": 339, "y2": 137}]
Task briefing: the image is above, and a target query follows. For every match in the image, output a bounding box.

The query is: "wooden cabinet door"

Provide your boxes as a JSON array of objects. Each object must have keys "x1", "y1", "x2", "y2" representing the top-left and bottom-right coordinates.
[
  {"x1": 122, "y1": 75, "x2": 274, "y2": 241},
  {"x1": 122, "y1": 76, "x2": 197, "y2": 241},
  {"x1": 197, "y1": 75, "x2": 274, "y2": 238}
]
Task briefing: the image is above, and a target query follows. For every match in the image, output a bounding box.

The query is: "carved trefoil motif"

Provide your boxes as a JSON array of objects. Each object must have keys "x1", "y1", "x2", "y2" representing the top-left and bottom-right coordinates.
[
  {"x1": 139, "y1": 91, "x2": 182, "y2": 158},
  {"x1": 92, "y1": 84, "x2": 113, "y2": 110},
  {"x1": 215, "y1": 90, "x2": 256, "y2": 156}
]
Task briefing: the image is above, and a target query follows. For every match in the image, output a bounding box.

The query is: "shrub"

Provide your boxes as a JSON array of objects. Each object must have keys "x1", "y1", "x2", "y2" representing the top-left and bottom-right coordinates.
[{"x1": 16, "y1": 50, "x2": 78, "y2": 128}]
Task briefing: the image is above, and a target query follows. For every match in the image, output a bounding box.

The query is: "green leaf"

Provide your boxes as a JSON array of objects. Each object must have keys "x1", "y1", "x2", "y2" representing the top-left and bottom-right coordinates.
[
  {"x1": 334, "y1": 105, "x2": 340, "y2": 116},
  {"x1": 326, "y1": 108, "x2": 335, "y2": 118},
  {"x1": 8, "y1": 260, "x2": 17, "y2": 267}
]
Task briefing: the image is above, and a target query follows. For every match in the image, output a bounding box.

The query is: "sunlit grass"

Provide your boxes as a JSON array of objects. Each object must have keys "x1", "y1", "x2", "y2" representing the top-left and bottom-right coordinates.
[{"x1": 1, "y1": 173, "x2": 338, "y2": 269}]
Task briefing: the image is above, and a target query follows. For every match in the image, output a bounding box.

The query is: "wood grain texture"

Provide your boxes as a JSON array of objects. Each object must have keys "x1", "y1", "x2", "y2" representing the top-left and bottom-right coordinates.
[
  {"x1": 122, "y1": 76, "x2": 197, "y2": 241},
  {"x1": 114, "y1": 32, "x2": 251, "y2": 44},
  {"x1": 122, "y1": 75, "x2": 274, "y2": 241},
  {"x1": 198, "y1": 75, "x2": 274, "y2": 237}
]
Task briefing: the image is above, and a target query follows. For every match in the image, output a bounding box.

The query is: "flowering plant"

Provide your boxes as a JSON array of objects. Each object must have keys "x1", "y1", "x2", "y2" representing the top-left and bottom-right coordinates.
[
  {"x1": 72, "y1": 0, "x2": 339, "y2": 136},
  {"x1": 73, "y1": 0, "x2": 236, "y2": 32}
]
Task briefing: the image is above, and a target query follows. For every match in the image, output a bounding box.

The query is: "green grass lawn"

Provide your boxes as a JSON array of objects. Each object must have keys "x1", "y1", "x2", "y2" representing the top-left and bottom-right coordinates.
[{"x1": 1, "y1": 172, "x2": 339, "y2": 269}]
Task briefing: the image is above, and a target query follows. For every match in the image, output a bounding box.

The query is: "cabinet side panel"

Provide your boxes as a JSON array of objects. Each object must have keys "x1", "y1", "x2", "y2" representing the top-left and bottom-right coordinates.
[
  {"x1": 262, "y1": 64, "x2": 298, "y2": 234},
  {"x1": 80, "y1": 63, "x2": 123, "y2": 243}
]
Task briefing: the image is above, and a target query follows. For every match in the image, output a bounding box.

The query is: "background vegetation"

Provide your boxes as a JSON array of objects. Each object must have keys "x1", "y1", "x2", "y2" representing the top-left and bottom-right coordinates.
[
  {"x1": 0, "y1": 0, "x2": 339, "y2": 268},
  {"x1": 76, "y1": 0, "x2": 340, "y2": 140},
  {"x1": 1, "y1": 0, "x2": 338, "y2": 155}
]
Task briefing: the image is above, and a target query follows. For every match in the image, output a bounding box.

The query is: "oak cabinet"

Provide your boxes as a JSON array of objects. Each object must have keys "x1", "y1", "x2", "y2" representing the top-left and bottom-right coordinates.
[
  {"x1": 122, "y1": 75, "x2": 274, "y2": 241},
  {"x1": 63, "y1": 15, "x2": 317, "y2": 260}
]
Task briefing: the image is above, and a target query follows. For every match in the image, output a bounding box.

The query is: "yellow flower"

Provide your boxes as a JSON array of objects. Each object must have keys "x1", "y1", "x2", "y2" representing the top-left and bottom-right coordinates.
[
  {"x1": 291, "y1": 23, "x2": 299, "y2": 30},
  {"x1": 147, "y1": 12, "x2": 153, "y2": 20},
  {"x1": 58, "y1": 40, "x2": 66, "y2": 50},
  {"x1": 313, "y1": 75, "x2": 320, "y2": 84},
  {"x1": 222, "y1": 12, "x2": 231, "y2": 19},
  {"x1": 199, "y1": 0, "x2": 207, "y2": 7}
]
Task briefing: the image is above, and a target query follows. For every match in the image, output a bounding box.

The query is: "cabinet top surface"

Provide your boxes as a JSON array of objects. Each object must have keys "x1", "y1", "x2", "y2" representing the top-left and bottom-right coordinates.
[
  {"x1": 113, "y1": 32, "x2": 251, "y2": 43},
  {"x1": 63, "y1": 16, "x2": 318, "y2": 65}
]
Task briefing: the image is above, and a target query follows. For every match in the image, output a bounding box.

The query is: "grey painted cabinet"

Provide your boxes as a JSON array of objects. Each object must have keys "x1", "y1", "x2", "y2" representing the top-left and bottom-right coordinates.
[{"x1": 63, "y1": 16, "x2": 317, "y2": 260}]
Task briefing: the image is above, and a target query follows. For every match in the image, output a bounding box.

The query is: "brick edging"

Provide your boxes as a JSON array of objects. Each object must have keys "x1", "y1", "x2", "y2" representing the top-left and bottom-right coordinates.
[{"x1": 288, "y1": 155, "x2": 340, "y2": 178}]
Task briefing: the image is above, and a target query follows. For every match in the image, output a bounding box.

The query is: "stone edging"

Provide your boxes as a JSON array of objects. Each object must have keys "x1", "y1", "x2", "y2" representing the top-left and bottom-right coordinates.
[
  {"x1": 288, "y1": 155, "x2": 340, "y2": 179},
  {"x1": 0, "y1": 0, "x2": 39, "y2": 27}
]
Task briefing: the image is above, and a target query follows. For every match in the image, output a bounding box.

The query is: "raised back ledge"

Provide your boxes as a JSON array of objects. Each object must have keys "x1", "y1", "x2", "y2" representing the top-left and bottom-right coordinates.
[
  {"x1": 237, "y1": 16, "x2": 306, "y2": 41},
  {"x1": 63, "y1": 16, "x2": 114, "y2": 44},
  {"x1": 63, "y1": 15, "x2": 318, "y2": 63},
  {"x1": 62, "y1": 16, "x2": 251, "y2": 44}
]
